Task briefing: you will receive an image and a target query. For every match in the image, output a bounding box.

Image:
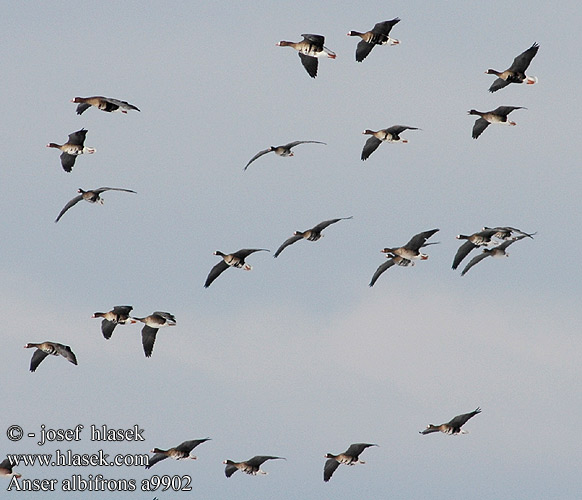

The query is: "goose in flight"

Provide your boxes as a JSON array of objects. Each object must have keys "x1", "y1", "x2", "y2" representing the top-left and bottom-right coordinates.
[
  {"x1": 55, "y1": 187, "x2": 136, "y2": 222},
  {"x1": 46, "y1": 129, "x2": 95, "y2": 172},
  {"x1": 244, "y1": 141, "x2": 326, "y2": 170},
  {"x1": 420, "y1": 407, "x2": 481, "y2": 435},
  {"x1": 486, "y1": 43, "x2": 539, "y2": 92},
  {"x1": 324, "y1": 443, "x2": 377, "y2": 482},
  {"x1": 71, "y1": 96, "x2": 140, "y2": 115},
  {"x1": 274, "y1": 217, "x2": 353, "y2": 258},
  {"x1": 223, "y1": 456, "x2": 285, "y2": 477},
  {"x1": 361, "y1": 126, "x2": 418, "y2": 160},
  {"x1": 23, "y1": 341, "x2": 78, "y2": 372},
  {"x1": 277, "y1": 34, "x2": 336, "y2": 78},
  {"x1": 347, "y1": 18, "x2": 400, "y2": 62},
  {"x1": 204, "y1": 249, "x2": 269, "y2": 288},
  {"x1": 146, "y1": 439, "x2": 211, "y2": 469},
  {"x1": 461, "y1": 235, "x2": 528, "y2": 276},
  {"x1": 92, "y1": 306, "x2": 136, "y2": 340},
  {"x1": 469, "y1": 106, "x2": 525, "y2": 139},
  {"x1": 132, "y1": 312, "x2": 176, "y2": 357}
]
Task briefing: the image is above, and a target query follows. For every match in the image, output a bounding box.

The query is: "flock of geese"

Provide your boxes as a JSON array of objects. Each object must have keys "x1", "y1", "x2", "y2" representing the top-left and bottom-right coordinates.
[{"x1": 7, "y1": 14, "x2": 541, "y2": 488}]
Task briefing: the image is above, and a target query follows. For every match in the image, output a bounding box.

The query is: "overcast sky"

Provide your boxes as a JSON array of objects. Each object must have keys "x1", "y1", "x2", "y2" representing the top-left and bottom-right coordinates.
[{"x1": 2, "y1": 1, "x2": 581, "y2": 499}]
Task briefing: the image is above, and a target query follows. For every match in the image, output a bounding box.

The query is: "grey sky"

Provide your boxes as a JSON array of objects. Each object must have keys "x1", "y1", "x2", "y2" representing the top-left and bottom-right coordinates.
[{"x1": 2, "y1": 1, "x2": 581, "y2": 498}]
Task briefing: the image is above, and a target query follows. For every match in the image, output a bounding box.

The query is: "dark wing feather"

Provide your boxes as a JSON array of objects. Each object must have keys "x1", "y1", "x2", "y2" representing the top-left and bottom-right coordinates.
[
  {"x1": 298, "y1": 52, "x2": 318, "y2": 78},
  {"x1": 312, "y1": 216, "x2": 353, "y2": 232},
  {"x1": 244, "y1": 148, "x2": 272, "y2": 170},
  {"x1": 103, "y1": 97, "x2": 140, "y2": 112},
  {"x1": 55, "y1": 194, "x2": 84, "y2": 222},
  {"x1": 283, "y1": 140, "x2": 326, "y2": 149},
  {"x1": 372, "y1": 19, "x2": 400, "y2": 35},
  {"x1": 67, "y1": 129, "x2": 87, "y2": 146},
  {"x1": 55, "y1": 344, "x2": 77, "y2": 365},
  {"x1": 361, "y1": 136, "x2": 382, "y2": 160},
  {"x1": 452, "y1": 241, "x2": 477, "y2": 270},
  {"x1": 472, "y1": 117, "x2": 490, "y2": 138},
  {"x1": 245, "y1": 455, "x2": 283, "y2": 467},
  {"x1": 369, "y1": 258, "x2": 396, "y2": 287},
  {"x1": 101, "y1": 319, "x2": 116, "y2": 340},
  {"x1": 488, "y1": 77, "x2": 511, "y2": 93},
  {"x1": 29, "y1": 349, "x2": 49, "y2": 372},
  {"x1": 387, "y1": 125, "x2": 419, "y2": 136},
  {"x1": 498, "y1": 234, "x2": 527, "y2": 250},
  {"x1": 355, "y1": 40, "x2": 375, "y2": 62},
  {"x1": 344, "y1": 443, "x2": 376, "y2": 458},
  {"x1": 274, "y1": 235, "x2": 303, "y2": 258},
  {"x1": 60, "y1": 152, "x2": 77, "y2": 172},
  {"x1": 93, "y1": 187, "x2": 137, "y2": 194},
  {"x1": 141, "y1": 325, "x2": 158, "y2": 357},
  {"x1": 508, "y1": 43, "x2": 539, "y2": 73},
  {"x1": 447, "y1": 407, "x2": 481, "y2": 428},
  {"x1": 175, "y1": 439, "x2": 211, "y2": 453},
  {"x1": 75, "y1": 103, "x2": 91, "y2": 115},
  {"x1": 405, "y1": 229, "x2": 439, "y2": 250},
  {"x1": 112, "y1": 305, "x2": 133, "y2": 317},
  {"x1": 204, "y1": 261, "x2": 230, "y2": 288},
  {"x1": 323, "y1": 458, "x2": 340, "y2": 482},
  {"x1": 491, "y1": 106, "x2": 525, "y2": 116},
  {"x1": 224, "y1": 463, "x2": 238, "y2": 477},
  {"x1": 460, "y1": 252, "x2": 490, "y2": 276},
  {"x1": 145, "y1": 453, "x2": 168, "y2": 469},
  {"x1": 301, "y1": 34, "x2": 325, "y2": 47},
  {"x1": 231, "y1": 248, "x2": 269, "y2": 259}
]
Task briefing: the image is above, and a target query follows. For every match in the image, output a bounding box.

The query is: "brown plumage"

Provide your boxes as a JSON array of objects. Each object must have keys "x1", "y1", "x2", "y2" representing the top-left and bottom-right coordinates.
[
  {"x1": 277, "y1": 34, "x2": 336, "y2": 78},
  {"x1": 469, "y1": 106, "x2": 525, "y2": 139},
  {"x1": 92, "y1": 306, "x2": 135, "y2": 340},
  {"x1": 347, "y1": 18, "x2": 400, "y2": 62},
  {"x1": 361, "y1": 126, "x2": 419, "y2": 160},
  {"x1": 486, "y1": 43, "x2": 539, "y2": 92},
  {"x1": 71, "y1": 96, "x2": 140, "y2": 115},
  {"x1": 324, "y1": 443, "x2": 377, "y2": 482},
  {"x1": 46, "y1": 129, "x2": 95, "y2": 172},
  {"x1": 223, "y1": 456, "x2": 285, "y2": 477},
  {"x1": 131, "y1": 312, "x2": 176, "y2": 357},
  {"x1": 146, "y1": 439, "x2": 211, "y2": 469},
  {"x1": 23, "y1": 342, "x2": 78, "y2": 372},
  {"x1": 420, "y1": 408, "x2": 481, "y2": 435}
]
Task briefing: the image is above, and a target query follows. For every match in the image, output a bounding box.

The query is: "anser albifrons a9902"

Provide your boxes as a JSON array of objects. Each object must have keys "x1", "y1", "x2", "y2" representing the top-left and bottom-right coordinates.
[
  {"x1": 361, "y1": 126, "x2": 419, "y2": 160},
  {"x1": 460, "y1": 234, "x2": 529, "y2": 276},
  {"x1": 92, "y1": 306, "x2": 136, "y2": 340},
  {"x1": 0, "y1": 459, "x2": 21, "y2": 479},
  {"x1": 244, "y1": 141, "x2": 326, "y2": 171},
  {"x1": 277, "y1": 34, "x2": 336, "y2": 78},
  {"x1": 204, "y1": 248, "x2": 269, "y2": 288},
  {"x1": 469, "y1": 106, "x2": 525, "y2": 139},
  {"x1": 131, "y1": 312, "x2": 176, "y2": 358},
  {"x1": 223, "y1": 456, "x2": 285, "y2": 478},
  {"x1": 452, "y1": 228, "x2": 500, "y2": 270},
  {"x1": 146, "y1": 439, "x2": 211, "y2": 469},
  {"x1": 71, "y1": 96, "x2": 140, "y2": 115},
  {"x1": 486, "y1": 43, "x2": 539, "y2": 92},
  {"x1": 420, "y1": 407, "x2": 481, "y2": 435},
  {"x1": 23, "y1": 342, "x2": 78, "y2": 372},
  {"x1": 46, "y1": 129, "x2": 95, "y2": 172},
  {"x1": 274, "y1": 217, "x2": 353, "y2": 258},
  {"x1": 323, "y1": 443, "x2": 377, "y2": 482},
  {"x1": 347, "y1": 18, "x2": 400, "y2": 62},
  {"x1": 369, "y1": 229, "x2": 439, "y2": 286},
  {"x1": 55, "y1": 187, "x2": 136, "y2": 223}
]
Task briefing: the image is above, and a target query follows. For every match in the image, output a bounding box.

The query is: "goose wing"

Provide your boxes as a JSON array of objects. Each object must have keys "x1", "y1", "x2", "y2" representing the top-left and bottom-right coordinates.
[
  {"x1": 55, "y1": 194, "x2": 84, "y2": 222},
  {"x1": 488, "y1": 77, "x2": 511, "y2": 93},
  {"x1": 60, "y1": 152, "x2": 77, "y2": 172},
  {"x1": 102, "y1": 97, "x2": 140, "y2": 112},
  {"x1": 93, "y1": 187, "x2": 137, "y2": 195},
  {"x1": 447, "y1": 407, "x2": 481, "y2": 429},
  {"x1": 460, "y1": 252, "x2": 491, "y2": 276},
  {"x1": 491, "y1": 106, "x2": 525, "y2": 117},
  {"x1": 472, "y1": 117, "x2": 490, "y2": 138},
  {"x1": 29, "y1": 349, "x2": 49, "y2": 372},
  {"x1": 301, "y1": 34, "x2": 325, "y2": 47},
  {"x1": 224, "y1": 463, "x2": 239, "y2": 477},
  {"x1": 355, "y1": 40, "x2": 376, "y2": 62},
  {"x1": 404, "y1": 229, "x2": 439, "y2": 250},
  {"x1": 311, "y1": 216, "x2": 353, "y2": 233},
  {"x1": 386, "y1": 125, "x2": 419, "y2": 136},
  {"x1": 323, "y1": 457, "x2": 341, "y2": 482},
  {"x1": 508, "y1": 43, "x2": 539, "y2": 73},
  {"x1": 145, "y1": 453, "x2": 168, "y2": 469},
  {"x1": 55, "y1": 343, "x2": 77, "y2": 365},
  {"x1": 175, "y1": 439, "x2": 211, "y2": 453},
  {"x1": 298, "y1": 52, "x2": 318, "y2": 78},
  {"x1": 245, "y1": 455, "x2": 283, "y2": 467},
  {"x1": 101, "y1": 319, "x2": 117, "y2": 340},
  {"x1": 75, "y1": 103, "x2": 92, "y2": 115},
  {"x1": 274, "y1": 235, "x2": 303, "y2": 258},
  {"x1": 344, "y1": 443, "x2": 377, "y2": 458},
  {"x1": 232, "y1": 248, "x2": 269, "y2": 259},
  {"x1": 369, "y1": 258, "x2": 396, "y2": 287},
  {"x1": 204, "y1": 260, "x2": 230, "y2": 288},
  {"x1": 141, "y1": 325, "x2": 159, "y2": 357},
  {"x1": 67, "y1": 129, "x2": 87, "y2": 146},
  {"x1": 244, "y1": 148, "x2": 272, "y2": 170},
  {"x1": 452, "y1": 241, "x2": 477, "y2": 270},
  {"x1": 283, "y1": 140, "x2": 326, "y2": 149},
  {"x1": 361, "y1": 136, "x2": 382, "y2": 160}
]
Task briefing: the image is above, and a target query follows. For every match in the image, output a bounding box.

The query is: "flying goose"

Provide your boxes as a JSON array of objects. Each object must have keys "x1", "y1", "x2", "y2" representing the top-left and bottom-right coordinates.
[
  {"x1": 71, "y1": 96, "x2": 140, "y2": 115},
  {"x1": 461, "y1": 235, "x2": 528, "y2": 276},
  {"x1": 244, "y1": 141, "x2": 326, "y2": 170},
  {"x1": 132, "y1": 312, "x2": 176, "y2": 357},
  {"x1": 361, "y1": 126, "x2": 419, "y2": 160},
  {"x1": 274, "y1": 217, "x2": 353, "y2": 258},
  {"x1": 146, "y1": 439, "x2": 211, "y2": 469},
  {"x1": 223, "y1": 456, "x2": 285, "y2": 477},
  {"x1": 23, "y1": 342, "x2": 78, "y2": 372},
  {"x1": 92, "y1": 306, "x2": 136, "y2": 340},
  {"x1": 482, "y1": 226, "x2": 536, "y2": 240},
  {"x1": 369, "y1": 229, "x2": 439, "y2": 286},
  {"x1": 46, "y1": 129, "x2": 95, "y2": 172},
  {"x1": 452, "y1": 228, "x2": 500, "y2": 270},
  {"x1": 486, "y1": 43, "x2": 539, "y2": 92},
  {"x1": 277, "y1": 34, "x2": 336, "y2": 78},
  {"x1": 0, "y1": 459, "x2": 21, "y2": 479},
  {"x1": 347, "y1": 18, "x2": 400, "y2": 62},
  {"x1": 420, "y1": 407, "x2": 481, "y2": 435},
  {"x1": 204, "y1": 249, "x2": 269, "y2": 288},
  {"x1": 323, "y1": 443, "x2": 377, "y2": 482},
  {"x1": 55, "y1": 187, "x2": 136, "y2": 223},
  {"x1": 469, "y1": 106, "x2": 525, "y2": 139}
]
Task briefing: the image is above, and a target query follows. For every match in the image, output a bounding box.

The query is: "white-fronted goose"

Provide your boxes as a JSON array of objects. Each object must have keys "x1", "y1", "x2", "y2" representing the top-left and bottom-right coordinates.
[
  {"x1": 71, "y1": 96, "x2": 140, "y2": 115},
  {"x1": 486, "y1": 43, "x2": 539, "y2": 92},
  {"x1": 146, "y1": 439, "x2": 211, "y2": 469},
  {"x1": 361, "y1": 126, "x2": 418, "y2": 160},
  {"x1": 46, "y1": 129, "x2": 95, "y2": 172},
  {"x1": 204, "y1": 248, "x2": 269, "y2": 288},
  {"x1": 223, "y1": 456, "x2": 285, "y2": 478},
  {"x1": 323, "y1": 443, "x2": 377, "y2": 482},
  {"x1": 244, "y1": 141, "x2": 326, "y2": 171},
  {"x1": 482, "y1": 226, "x2": 536, "y2": 240},
  {"x1": 55, "y1": 187, "x2": 136, "y2": 223},
  {"x1": 368, "y1": 229, "x2": 438, "y2": 286},
  {"x1": 274, "y1": 217, "x2": 353, "y2": 258},
  {"x1": 347, "y1": 18, "x2": 400, "y2": 62},
  {"x1": 461, "y1": 235, "x2": 528, "y2": 276},
  {"x1": 469, "y1": 106, "x2": 525, "y2": 139},
  {"x1": 23, "y1": 341, "x2": 78, "y2": 372},
  {"x1": 132, "y1": 312, "x2": 176, "y2": 357},
  {"x1": 92, "y1": 306, "x2": 135, "y2": 340},
  {"x1": 452, "y1": 228, "x2": 500, "y2": 270},
  {"x1": 277, "y1": 34, "x2": 336, "y2": 78},
  {"x1": 0, "y1": 459, "x2": 21, "y2": 479},
  {"x1": 420, "y1": 407, "x2": 481, "y2": 435}
]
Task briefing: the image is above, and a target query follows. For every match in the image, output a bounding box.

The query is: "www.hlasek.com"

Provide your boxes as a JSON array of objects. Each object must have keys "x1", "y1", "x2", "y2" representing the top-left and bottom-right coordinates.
[{"x1": 4, "y1": 424, "x2": 192, "y2": 492}]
